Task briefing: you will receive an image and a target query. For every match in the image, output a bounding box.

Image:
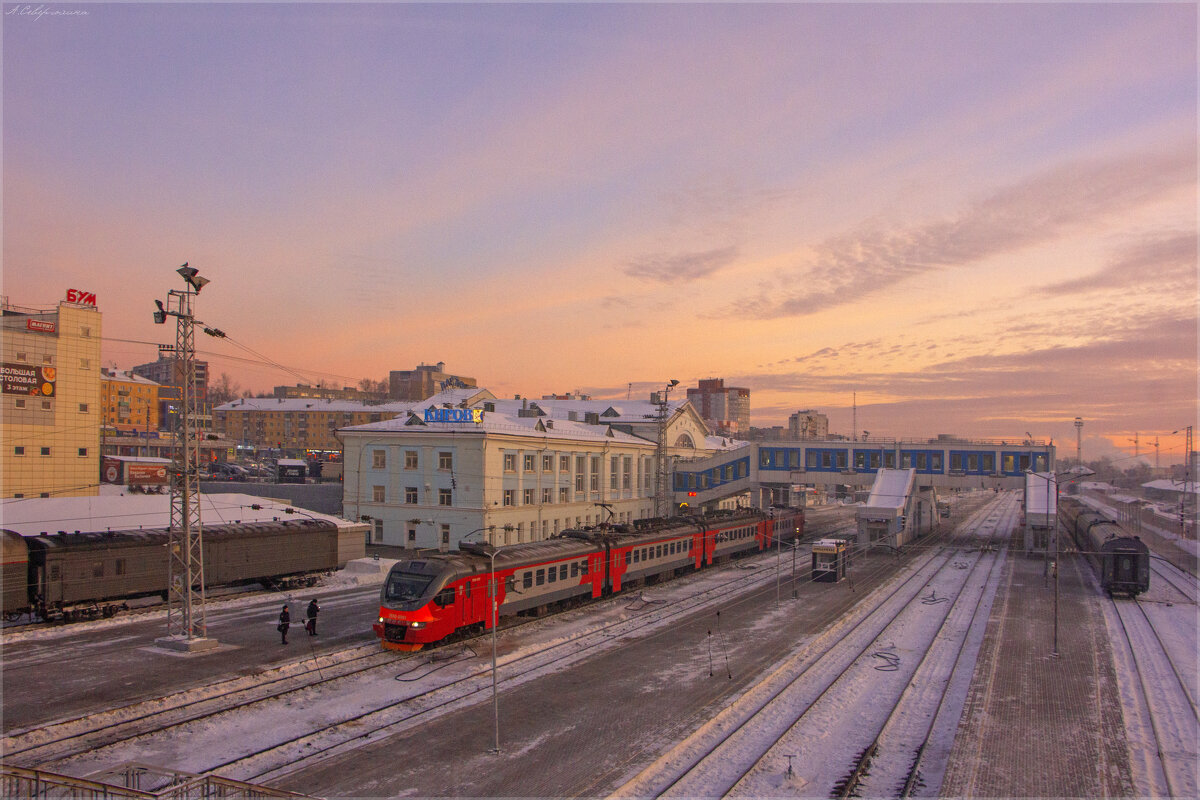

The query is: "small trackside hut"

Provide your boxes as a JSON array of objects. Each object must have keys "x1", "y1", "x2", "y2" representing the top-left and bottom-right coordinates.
[{"x1": 811, "y1": 538, "x2": 848, "y2": 582}]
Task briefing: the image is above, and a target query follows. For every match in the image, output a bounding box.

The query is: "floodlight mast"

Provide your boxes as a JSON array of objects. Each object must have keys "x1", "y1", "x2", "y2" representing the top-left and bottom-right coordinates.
[{"x1": 157, "y1": 264, "x2": 215, "y2": 650}]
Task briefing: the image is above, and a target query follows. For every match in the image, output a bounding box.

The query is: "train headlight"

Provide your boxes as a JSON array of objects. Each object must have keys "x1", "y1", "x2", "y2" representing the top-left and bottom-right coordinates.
[
  {"x1": 377, "y1": 616, "x2": 384, "y2": 624},
  {"x1": 409, "y1": 621, "x2": 425, "y2": 629}
]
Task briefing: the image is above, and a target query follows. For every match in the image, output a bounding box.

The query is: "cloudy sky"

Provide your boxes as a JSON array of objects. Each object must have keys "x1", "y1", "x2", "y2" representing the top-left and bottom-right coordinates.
[{"x1": 3, "y1": 2, "x2": 1196, "y2": 462}]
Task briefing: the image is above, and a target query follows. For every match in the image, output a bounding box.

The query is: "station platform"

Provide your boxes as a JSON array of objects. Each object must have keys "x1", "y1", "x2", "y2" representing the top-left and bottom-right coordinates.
[{"x1": 939, "y1": 537, "x2": 1134, "y2": 796}]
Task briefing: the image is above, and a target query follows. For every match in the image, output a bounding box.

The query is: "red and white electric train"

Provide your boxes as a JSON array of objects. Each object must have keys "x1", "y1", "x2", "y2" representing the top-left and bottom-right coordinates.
[{"x1": 374, "y1": 507, "x2": 804, "y2": 651}]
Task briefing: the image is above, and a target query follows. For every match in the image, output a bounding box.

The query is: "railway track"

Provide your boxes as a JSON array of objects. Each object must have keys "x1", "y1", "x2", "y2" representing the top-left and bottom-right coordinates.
[
  {"x1": 610, "y1": 492, "x2": 1018, "y2": 798},
  {"x1": 1107, "y1": 593, "x2": 1200, "y2": 798},
  {"x1": 13, "y1": 516, "x2": 853, "y2": 783}
]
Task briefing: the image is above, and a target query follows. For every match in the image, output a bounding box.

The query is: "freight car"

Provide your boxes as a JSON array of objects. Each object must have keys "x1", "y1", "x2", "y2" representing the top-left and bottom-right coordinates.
[
  {"x1": 1059, "y1": 497, "x2": 1149, "y2": 596},
  {"x1": 375, "y1": 506, "x2": 804, "y2": 651},
  {"x1": 1, "y1": 518, "x2": 342, "y2": 622}
]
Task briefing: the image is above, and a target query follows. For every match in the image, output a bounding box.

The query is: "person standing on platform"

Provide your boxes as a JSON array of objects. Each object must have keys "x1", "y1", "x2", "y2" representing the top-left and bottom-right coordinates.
[
  {"x1": 278, "y1": 605, "x2": 290, "y2": 644},
  {"x1": 305, "y1": 598, "x2": 320, "y2": 636}
]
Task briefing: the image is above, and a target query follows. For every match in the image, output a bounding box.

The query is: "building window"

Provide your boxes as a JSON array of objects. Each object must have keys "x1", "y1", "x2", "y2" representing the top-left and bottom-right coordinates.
[
  {"x1": 559, "y1": 487, "x2": 569, "y2": 503},
  {"x1": 407, "y1": 528, "x2": 416, "y2": 545},
  {"x1": 543, "y1": 454, "x2": 553, "y2": 472},
  {"x1": 40, "y1": 447, "x2": 50, "y2": 456},
  {"x1": 524, "y1": 454, "x2": 535, "y2": 472},
  {"x1": 523, "y1": 488, "x2": 534, "y2": 505},
  {"x1": 80, "y1": 358, "x2": 90, "y2": 369},
  {"x1": 374, "y1": 519, "x2": 384, "y2": 543},
  {"x1": 441, "y1": 525, "x2": 450, "y2": 547},
  {"x1": 14, "y1": 399, "x2": 25, "y2": 409},
  {"x1": 405, "y1": 450, "x2": 418, "y2": 469},
  {"x1": 504, "y1": 453, "x2": 516, "y2": 472},
  {"x1": 611, "y1": 456, "x2": 619, "y2": 489},
  {"x1": 542, "y1": 488, "x2": 553, "y2": 504},
  {"x1": 16, "y1": 352, "x2": 27, "y2": 362},
  {"x1": 79, "y1": 403, "x2": 89, "y2": 413},
  {"x1": 372, "y1": 449, "x2": 386, "y2": 469},
  {"x1": 42, "y1": 355, "x2": 52, "y2": 365},
  {"x1": 405, "y1": 487, "x2": 418, "y2": 504},
  {"x1": 78, "y1": 448, "x2": 88, "y2": 457},
  {"x1": 41, "y1": 401, "x2": 51, "y2": 411},
  {"x1": 438, "y1": 451, "x2": 453, "y2": 470},
  {"x1": 14, "y1": 447, "x2": 24, "y2": 456},
  {"x1": 503, "y1": 489, "x2": 515, "y2": 507},
  {"x1": 80, "y1": 326, "x2": 91, "y2": 338},
  {"x1": 439, "y1": 488, "x2": 453, "y2": 506},
  {"x1": 560, "y1": 455, "x2": 570, "y2": 472},
  {"x1": 373, "y1": 485, "x2": 386, "y2": 502}
]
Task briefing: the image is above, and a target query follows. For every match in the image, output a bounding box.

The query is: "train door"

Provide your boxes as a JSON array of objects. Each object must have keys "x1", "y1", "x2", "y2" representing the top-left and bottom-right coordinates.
[
  {"x1": 1112, "y1": 552, "x2": 1136, "y2": 591},
  {"x1": 610, "y1": 548, "x2": 627, "y2": 593}
]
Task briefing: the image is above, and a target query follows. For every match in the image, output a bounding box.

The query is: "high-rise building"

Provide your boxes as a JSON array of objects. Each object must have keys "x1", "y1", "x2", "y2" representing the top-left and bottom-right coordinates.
[
  {"x1": 788, "y1": 409, "x2": 829, "y2": 439},
  {"x1": 388, "y1": 362, "x2": 477, "y2": 402},
  {"x1": 686, "y1": 378, "x2": 750, "y2": 435},
  {"x1": 2, "y1": 295, "x2": 103, "y2": 498}
]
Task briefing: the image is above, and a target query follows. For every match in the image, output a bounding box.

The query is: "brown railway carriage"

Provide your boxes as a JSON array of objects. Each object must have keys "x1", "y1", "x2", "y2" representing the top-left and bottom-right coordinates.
[{"x1": 7, "y1": 518, "x2": 343, "y2": 621}]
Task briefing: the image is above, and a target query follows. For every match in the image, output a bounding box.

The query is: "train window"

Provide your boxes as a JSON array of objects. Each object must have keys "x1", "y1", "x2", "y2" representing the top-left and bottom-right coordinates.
[
  {"x1": 580, "y1": 560, "x2": 588, "y2": 576},
  {"x1": 559, "y1": 565, "x2": 567, "y2": 580},
  {"x1": 632, "y1": 549, "x2": 639, "y2": 563},
  {"x1": 115, "y1": 558, "x2": 126, "y2": 576},
  {"x1": 548, "y1": 568, "x2": 557, "y2": 583},
  {"x1": 506, "y1": 575, "x2": 516, "y2": 593},
  {"x1": 387, "y1": 571, "x2": 434, "y2": 602},
  {"x1": 536, "y1": 569, "x2": 545, "y2": 586},
  {"x1": 93, "y1": 562, "x2": 104, "y2": 578},
  {"x1": 50, "y1": 565, "x2": 60, "y2": 580},
  {"x1": 464, "y1": 582, "x2": 472, "y2": 598},
  {"x1": 656, "y1": 545, "x2": 663, "y2": 558},
  {"x1": 571, "y1": 562, "x2": 578, "y2": 577},
  {"x1": 434, "y1": 588, "x2": 455, "y2": 607},
  {"x1": 523, "y1": 572, "x2": 533, "y2": 589}
]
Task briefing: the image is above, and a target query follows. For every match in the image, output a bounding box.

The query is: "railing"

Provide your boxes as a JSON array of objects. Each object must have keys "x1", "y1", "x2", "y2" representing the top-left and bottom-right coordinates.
[{"x1": 0, "y1": 764, "x2": 318, "y2": 800}]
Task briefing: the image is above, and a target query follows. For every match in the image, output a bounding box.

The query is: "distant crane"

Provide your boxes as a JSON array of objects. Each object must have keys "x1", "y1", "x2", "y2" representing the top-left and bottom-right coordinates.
[{"x1": 1127, "y1": 433, "x2": 1140, "y2": 458}]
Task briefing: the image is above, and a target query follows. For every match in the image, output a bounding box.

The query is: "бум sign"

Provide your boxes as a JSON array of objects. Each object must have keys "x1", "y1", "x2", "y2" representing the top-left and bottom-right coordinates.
[{"x1": 424, "y1": 408, "x2": 484, "y2": 424}]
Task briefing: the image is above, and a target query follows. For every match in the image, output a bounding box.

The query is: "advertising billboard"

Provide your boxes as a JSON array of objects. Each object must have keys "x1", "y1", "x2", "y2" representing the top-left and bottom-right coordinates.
[{"x1": 2, "y1": 364, "x2": 56, "y2": 397}]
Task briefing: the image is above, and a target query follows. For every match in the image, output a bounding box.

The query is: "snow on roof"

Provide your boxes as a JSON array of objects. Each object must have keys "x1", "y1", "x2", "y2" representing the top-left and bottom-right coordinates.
[
  {"x1": 865, "y1": 468, "x2": 914, "y2": 510},
  {"x1": 0, "y1": 493, "x2": 355, "y2": 536},
  {"x1": 101, "y1": 369, "x2": 159, "y2": 385},
  {"x1": 342, "y1": 407, "x2": 652, "y2": 445},
  {"x1": 1025, "y1": 472, "x2": 1057, "y2": 515},
  {"x1": 1142, "y1": 479, "x2": 1199, "y2": 496}
]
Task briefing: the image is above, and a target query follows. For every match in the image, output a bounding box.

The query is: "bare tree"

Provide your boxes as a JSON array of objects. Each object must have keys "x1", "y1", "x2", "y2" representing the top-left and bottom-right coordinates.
[{"x1": 208, "y1": 372, "x2": 242, "y2": 406}]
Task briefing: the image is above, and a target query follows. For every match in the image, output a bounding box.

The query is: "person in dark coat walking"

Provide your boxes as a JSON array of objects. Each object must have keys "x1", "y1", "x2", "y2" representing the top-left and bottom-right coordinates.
[
  {"x1": 305, "y1": 598, "x2": 320, "y2": 636},
  {"x1": 278, "y1": 605, "x2": 290, "y2": 644}
]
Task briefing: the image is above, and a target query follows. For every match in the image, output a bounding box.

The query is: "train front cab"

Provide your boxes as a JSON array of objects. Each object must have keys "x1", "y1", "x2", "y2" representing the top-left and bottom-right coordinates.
[{"x1": 812, "y1": 538, "x2": 848, "y2": 583}]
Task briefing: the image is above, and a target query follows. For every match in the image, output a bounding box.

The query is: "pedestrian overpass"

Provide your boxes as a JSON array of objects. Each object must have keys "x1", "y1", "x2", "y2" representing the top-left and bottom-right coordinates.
[{"x1": 671, "y1": 437, "x2": 1054, "y2": 510}]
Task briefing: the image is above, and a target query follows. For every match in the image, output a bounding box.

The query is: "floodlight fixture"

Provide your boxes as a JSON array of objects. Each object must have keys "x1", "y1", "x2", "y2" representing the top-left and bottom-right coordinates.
[
  {"x1": 153, "y1": 299, "x2": 167, "y2": 324},
  {"x1": 177, "y1": 263, "x2": 210, "y2": 293}
]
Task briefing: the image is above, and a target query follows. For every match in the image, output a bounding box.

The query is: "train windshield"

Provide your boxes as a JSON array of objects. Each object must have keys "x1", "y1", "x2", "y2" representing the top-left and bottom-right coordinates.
[{"x1": 385, "y1": 571, "x2": 434, "y2": 602}]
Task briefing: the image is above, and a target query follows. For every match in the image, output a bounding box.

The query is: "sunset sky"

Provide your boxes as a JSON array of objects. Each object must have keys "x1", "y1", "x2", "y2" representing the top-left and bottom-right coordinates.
[{"x1": 3, "y1": 2, "x2": 1196, "y2": 464}]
